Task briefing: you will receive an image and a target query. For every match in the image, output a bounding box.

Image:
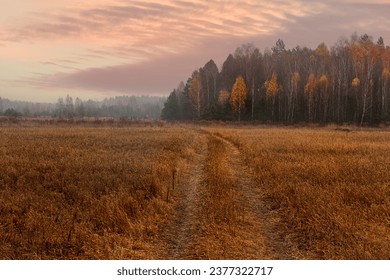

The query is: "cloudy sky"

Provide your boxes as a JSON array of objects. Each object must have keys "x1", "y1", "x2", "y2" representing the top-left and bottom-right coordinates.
[{"x1": 1, "y1": 0, "x2": 389, "y2": 102}]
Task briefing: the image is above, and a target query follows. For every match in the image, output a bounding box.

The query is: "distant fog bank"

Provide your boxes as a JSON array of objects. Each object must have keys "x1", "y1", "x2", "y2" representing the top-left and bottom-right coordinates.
[{"x1": 0, "y1": 95, "x2": 166, "y2": 120}]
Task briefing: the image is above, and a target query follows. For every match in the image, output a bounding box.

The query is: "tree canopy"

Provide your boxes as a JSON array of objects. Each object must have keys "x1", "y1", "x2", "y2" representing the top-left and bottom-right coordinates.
[{"x1": 162, "y1": 34, "x2": 390, "y2": 125}]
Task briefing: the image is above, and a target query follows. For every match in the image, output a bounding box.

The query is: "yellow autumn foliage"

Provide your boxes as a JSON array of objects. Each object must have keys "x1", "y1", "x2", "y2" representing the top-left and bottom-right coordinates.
[
  {"x1": 304, "y1": 73, "x2": 317, "y2": 96},
  {"x1": 266, "y1": 72, "x2": 279, "y2": 97},
  {"x1": 382, "y1": 67, "x2": 390, "y2": 80},
  {"x1": 292, "y1": 71, "x2": 300, "y2": 86},
  {"x1": 230, "y1": 75, "x2": 247, "y2": 116},
  {"x1": 319, "y1": 74, "x2": 329, "y2": 88},
  {"x1": 218, "y1": 90, "x2": 230, "y2": 106},
  {"x1": 352, "y1": 77, "x2": 361, "y2": 88}
]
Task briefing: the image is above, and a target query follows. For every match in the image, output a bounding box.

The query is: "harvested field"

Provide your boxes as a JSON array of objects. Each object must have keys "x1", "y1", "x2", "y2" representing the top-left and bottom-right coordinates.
[
  {"x1": 0, "y1": 126, "x2": 197, "y2": 259},
  {"x1": 0, "y1": 124, "x2": 389, "y2": 259},
  {"x1": 207, "y1": 126, "x2": 390, "y2": 259}
]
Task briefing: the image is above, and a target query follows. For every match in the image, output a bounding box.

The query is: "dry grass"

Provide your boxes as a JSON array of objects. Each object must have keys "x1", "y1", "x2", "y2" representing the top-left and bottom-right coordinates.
[
  {"x1": 0, "y1": 126, "x2": 196, "y2": 259},
  {"x1": 186, "y1": 133, "x2": 273, "y2": 259},
  {"x1": 1, "y1": 124, "x2": 389, "y2": 260},
  {"x1": 211, "y1": 126, "x2": 390, "y2": 259},
  {"x1": 188, "y1": 135, "x2": 246, "y2": 259}
]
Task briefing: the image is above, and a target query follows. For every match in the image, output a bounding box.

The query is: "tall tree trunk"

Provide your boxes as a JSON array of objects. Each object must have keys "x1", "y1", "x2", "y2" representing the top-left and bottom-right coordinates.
[
  {"x1": 251, "y1": 78, "x2": 254, "y2": 121},
  {"x1": 361, "y1": 88, "x2": 367, "y2": 126},
  {"x1": 197, "y1": 90, "x2": 201, "y2": 118},
  {"x1": 337, "y1": 77, "x2": 341, "y2": 123},
  {"x1": 238, "y1": 102, "x2": 241, "y2": 122}
]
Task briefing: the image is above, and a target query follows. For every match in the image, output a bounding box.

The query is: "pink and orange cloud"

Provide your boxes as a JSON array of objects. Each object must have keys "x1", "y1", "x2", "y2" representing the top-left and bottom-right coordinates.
[{"x1": 0, "y1": 0, "x2": 389, "y2": 102}]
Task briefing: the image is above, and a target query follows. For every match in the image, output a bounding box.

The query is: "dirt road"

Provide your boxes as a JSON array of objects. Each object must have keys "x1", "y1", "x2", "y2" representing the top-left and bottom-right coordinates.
[{"x1": 156, "y1": 128, "x2": 292, "y2": 259}]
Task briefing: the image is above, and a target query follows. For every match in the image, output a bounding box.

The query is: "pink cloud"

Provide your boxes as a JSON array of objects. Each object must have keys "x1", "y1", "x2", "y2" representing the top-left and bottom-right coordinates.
[
  {"x1": 1, "y1": 0, "x2": 389, "y2": 101},
  {"x1": 1, "y1": 1, "x2": 317, "y2": 49},
  {"x1": 24, "y1": 50, "x2": 212, "y2": 95}
]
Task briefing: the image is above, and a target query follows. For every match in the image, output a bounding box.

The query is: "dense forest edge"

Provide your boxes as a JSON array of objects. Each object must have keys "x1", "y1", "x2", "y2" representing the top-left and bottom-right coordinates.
[{"x1": 162, "y1": 33, "x2": 390, "y2": 126}]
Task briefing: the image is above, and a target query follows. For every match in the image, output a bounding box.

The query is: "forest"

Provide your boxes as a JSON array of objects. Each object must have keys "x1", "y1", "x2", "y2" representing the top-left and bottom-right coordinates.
[
  {"x1": 0, "y1": 95, "x2": 165, "y2": 120},
  {"x1": 162, "y1": 33, "x2": 390, "y2": 125}
]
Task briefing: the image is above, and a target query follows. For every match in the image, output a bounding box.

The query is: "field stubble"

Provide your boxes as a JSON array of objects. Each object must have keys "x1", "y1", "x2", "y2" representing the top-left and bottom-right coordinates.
[
  {"x1": 211, "y1": 127, "x2": 390, "y2": 259},
  {"x1": 0, "y1": 125, "x2": 389, "y2": 259},
  {"x1": 186, "y1": 132, "x2": 280, "y2": 259},
  {"x1": 0, "y1": 126, "x2": 197, "y2": 259}
]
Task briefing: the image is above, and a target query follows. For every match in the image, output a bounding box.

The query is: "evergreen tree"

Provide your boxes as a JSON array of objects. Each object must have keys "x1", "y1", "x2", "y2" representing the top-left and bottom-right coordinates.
[{"x1": 161, "y1": 90, "x2": 179, "y2": 120}]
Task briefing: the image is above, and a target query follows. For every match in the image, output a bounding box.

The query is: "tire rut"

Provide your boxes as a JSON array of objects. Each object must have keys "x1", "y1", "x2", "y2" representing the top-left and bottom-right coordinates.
[
  {"x1": 156, "y1": 128, "x2": 293, "y2": 259},
  {"x1": 208, "y1": 131, "x2": 294, "y2": 260},
  {"x1": 156, "y1": 132, "x2": 208, "y2": 259}
]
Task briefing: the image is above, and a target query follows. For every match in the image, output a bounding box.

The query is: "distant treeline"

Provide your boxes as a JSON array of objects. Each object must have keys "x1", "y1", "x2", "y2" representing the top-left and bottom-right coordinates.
[
  {"x1": 162, "y1": 33, "x2": 390, "y2": 125},
  {"x1": 0, "y1": 95, "x2": 165, "y2": 120}
]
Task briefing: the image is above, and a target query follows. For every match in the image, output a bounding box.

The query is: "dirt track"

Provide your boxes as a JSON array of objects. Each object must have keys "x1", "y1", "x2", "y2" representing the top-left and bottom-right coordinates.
[{"x1": 156, "y1": 128, "x2": 293, "y2": 259}]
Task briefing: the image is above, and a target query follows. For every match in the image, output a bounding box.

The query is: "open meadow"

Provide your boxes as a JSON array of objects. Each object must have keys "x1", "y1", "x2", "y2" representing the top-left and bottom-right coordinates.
[{"x1": 0, "y1": 123, "x2": 389, "y2": 259}]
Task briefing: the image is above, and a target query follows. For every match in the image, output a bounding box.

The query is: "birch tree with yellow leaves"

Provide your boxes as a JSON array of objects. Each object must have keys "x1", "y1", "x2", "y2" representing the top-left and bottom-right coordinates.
[
  {"x1": 265, "y1": 71, "x2": 279, "y2": 121},
  {"x1": 318, "y1": 74, "x2": 330, "y2": 122},
  {"x1": 287, "y1": 71, "x2": 300, "y2": 122},
  {"x1": 304, "y1": 73, "x2": 317, "y2": 122},
  {"x1": 230, "y1": 75, "x2": 247, "y2": 121}
]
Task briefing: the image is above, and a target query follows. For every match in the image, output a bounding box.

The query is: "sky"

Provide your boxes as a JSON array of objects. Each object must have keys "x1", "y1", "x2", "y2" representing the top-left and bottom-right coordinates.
[{"x1": 0, "y1": 0, "x2": 390, "y2": 103}]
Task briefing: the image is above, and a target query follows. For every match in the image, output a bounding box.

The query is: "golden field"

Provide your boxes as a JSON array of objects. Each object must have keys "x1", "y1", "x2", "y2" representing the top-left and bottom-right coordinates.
[
  {"x1": 0, "y1": 126, "x2": 198, "y2": 259},
  {"x1": 208, "y1": 126, "x2": 390, "y2": 259},
  {"x1": 0, "y1": 124, "x2": 389, "y2": 259}
]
